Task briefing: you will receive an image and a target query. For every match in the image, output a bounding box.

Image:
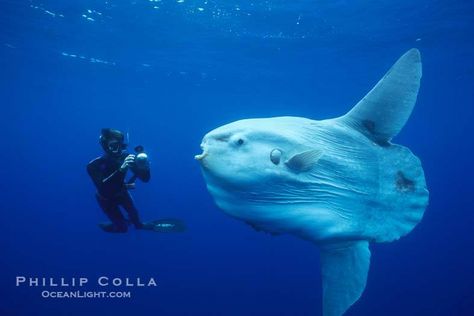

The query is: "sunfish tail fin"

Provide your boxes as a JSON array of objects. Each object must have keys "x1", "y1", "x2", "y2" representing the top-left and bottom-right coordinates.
[
  {"x1": 340, "y1": 48, "x2": 422, "y2": 144},
  {"x1": 320, "y1": 241, "x2": 371, "y2": 316}
]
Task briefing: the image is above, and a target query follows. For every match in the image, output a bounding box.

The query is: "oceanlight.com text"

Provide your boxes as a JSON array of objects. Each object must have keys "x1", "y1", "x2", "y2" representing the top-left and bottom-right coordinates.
[{"x1": 41, "y1": 290, "x2": 131, "y2": 299}]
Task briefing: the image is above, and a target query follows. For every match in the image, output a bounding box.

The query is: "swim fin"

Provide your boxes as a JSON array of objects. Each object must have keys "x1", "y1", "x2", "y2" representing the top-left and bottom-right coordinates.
[{"x1": 142, "y1": 219, "x2": 186, "y2": 233}]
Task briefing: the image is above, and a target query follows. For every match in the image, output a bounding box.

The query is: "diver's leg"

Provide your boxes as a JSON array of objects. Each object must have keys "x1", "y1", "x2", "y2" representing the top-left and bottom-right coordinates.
[
  {"x1": 119, "y1": 192, "x2": 144, "y2": 229},
  {"x1": 95, "y1": 194, "x2": 128, "y2": 233}
]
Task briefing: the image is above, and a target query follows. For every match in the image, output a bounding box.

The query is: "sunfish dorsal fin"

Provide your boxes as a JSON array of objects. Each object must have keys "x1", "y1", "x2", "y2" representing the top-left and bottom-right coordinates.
[
  {"x1": 320, "y1": 241, "x2": 371, "y2": 316},
  {"x1": 340, "y1": 48, "x2": 422, "y2": 144}
]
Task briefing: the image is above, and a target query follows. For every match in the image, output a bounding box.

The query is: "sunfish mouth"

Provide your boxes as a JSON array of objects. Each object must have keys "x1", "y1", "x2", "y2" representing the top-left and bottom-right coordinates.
[
  {"x1": 194, "y1": 151, "x2": 208, "y2": 160},
  {"x1": 195, "y1": 143, "x2": 208, "y2": 161}
]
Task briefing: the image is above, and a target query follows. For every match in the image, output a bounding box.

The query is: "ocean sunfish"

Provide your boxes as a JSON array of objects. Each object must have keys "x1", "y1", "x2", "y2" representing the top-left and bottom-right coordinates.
[{"x1": 195, "y1": 49, "x2": 429, "y2": 316}]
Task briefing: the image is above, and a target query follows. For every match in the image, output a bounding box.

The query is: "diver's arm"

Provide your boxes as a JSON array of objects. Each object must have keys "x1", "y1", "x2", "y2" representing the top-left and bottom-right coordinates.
[
  {"x1": 101, "y1": 155, "x2": 133, "y2": 184},
  {"x1": 102, "y1": 169, "x2": 126, "y2": 184},
  {"x1": 87, "y1": 160, "x2": 105, "y2": 188},
  {"x1": 87, "y1": 159, "x2": 126, "y2": 188},
  {"x1": 99, "y1": 154, "x2": 134, "y2": 184}
]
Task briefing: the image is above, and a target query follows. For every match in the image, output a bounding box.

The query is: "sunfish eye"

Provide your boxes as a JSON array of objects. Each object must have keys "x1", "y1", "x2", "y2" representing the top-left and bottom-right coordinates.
[
  {"x1": 230, "y1": 134, "x2": 246, "y2": 147},
  {"x1": 270, "y1": 149, "x2": 282, "y2": 165}
]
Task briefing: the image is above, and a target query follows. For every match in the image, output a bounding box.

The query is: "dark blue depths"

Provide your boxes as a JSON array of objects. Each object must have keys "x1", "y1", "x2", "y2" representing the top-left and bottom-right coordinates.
[{"x1": 0, "y1": 1, "x2": 473, "y2": 315}]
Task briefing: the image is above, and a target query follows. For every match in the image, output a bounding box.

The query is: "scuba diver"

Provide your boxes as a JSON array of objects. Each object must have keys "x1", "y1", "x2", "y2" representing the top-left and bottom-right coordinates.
[{"x1": 87, "y1": 128, "x2": 150, "y2": 233}]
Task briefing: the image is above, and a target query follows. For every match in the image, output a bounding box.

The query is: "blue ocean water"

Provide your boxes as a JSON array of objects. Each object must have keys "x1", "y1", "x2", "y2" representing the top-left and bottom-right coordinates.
[{"x1": 1, "y1": 0, "x2": 473, "y2": 315}]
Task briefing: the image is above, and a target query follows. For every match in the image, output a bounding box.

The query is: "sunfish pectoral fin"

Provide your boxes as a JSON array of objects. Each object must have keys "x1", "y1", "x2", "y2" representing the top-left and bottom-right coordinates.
[
  {"x1": 320, "y1": 240, "x2": 371, "y2": 316},
  {"x1": 285, "y1": 149, "x2": 323, "y2": 172},
  {"x1": 339, "y1": 48, "x2": 422, "y2": 144}
]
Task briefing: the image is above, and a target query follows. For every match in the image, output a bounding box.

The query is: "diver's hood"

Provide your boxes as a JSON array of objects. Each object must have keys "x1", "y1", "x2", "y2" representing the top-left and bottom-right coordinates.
[{"x1": 100, "y1": 128, "x2": 127, "y2": 154}]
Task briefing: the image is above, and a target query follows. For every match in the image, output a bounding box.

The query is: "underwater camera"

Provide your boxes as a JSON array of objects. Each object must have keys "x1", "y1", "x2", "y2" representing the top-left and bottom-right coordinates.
[{"x1": 133, "y1": 145, "x2": 149, "y2": 168}]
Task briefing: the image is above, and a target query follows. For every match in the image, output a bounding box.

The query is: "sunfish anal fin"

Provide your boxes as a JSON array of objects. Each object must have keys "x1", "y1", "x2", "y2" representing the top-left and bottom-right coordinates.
[{"x1": 320, "y1": 240, "x2": 371, "y2": 316}]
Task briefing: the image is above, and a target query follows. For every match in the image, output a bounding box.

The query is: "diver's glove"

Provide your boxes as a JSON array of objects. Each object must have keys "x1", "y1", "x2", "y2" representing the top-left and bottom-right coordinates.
[{"x1": 119, "y1": 154, "x2": 136, "y2": 172}]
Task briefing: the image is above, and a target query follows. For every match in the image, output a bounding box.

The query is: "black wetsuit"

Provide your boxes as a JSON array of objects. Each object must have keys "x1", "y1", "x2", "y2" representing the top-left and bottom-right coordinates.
[{"x1": 87, "y1": 152, "x2": 150, "y2": 232}]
